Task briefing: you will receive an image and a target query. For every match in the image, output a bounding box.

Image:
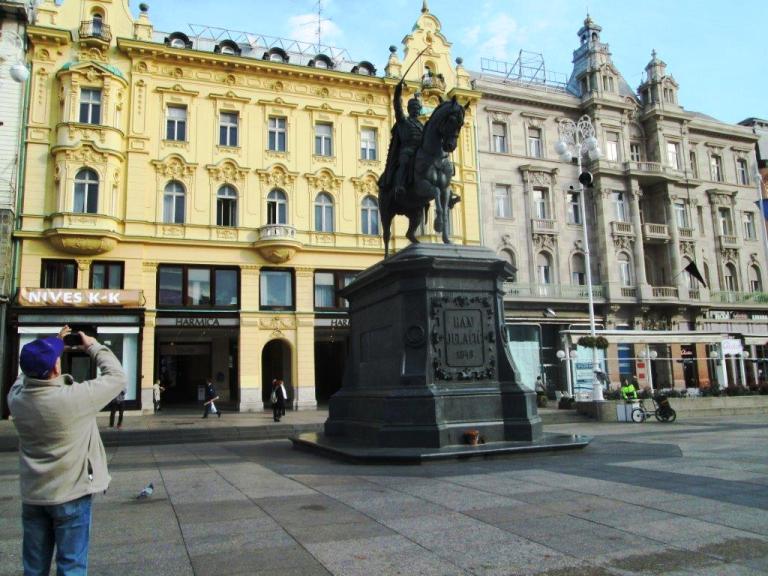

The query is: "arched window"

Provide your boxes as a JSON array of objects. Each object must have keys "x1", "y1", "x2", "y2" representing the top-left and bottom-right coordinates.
[
  {"x1": 724, "y1": 263, "x2": 738, "y2": 292},
  {"x1": 267, "y1": 189, "x2": 287, "y2": 225},
  {"x1": 217, "y1": 185, "x2": 237, "y2": 227},
  {"x1": 618, "y1": 253, "x2": 633, "y2": 286},
  {"x1": 314, "y1": 192, "x2": 334, "y2": 232},
  {"x1": 749, "y1": 266, "x2": 762, "y2": 292},
  {"x1": 361, "y1": 196, "x2": 379, "y2": 235},
  {"x1": 92, "y1": 13, "x2": 103, "y2": 34},
  {"x1": 163, "y1": 181, "x2": 185, "y2": 224},
  {"x1": 73, "y1": 168, "x2": 99, "y2": 214},
  {"x1": 536, "y1": 252, "x2": 552, "y2": 285},
  {"x1": 571, "y1": 254, "x2": 586, "y2": 285}
]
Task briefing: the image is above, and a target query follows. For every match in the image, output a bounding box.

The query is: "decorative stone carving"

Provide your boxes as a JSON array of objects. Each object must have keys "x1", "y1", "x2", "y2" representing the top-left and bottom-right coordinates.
[
  {"x1": 151, "y1": 155, "x2": 197, "y2": 180},
  {"x1": 255, "y1": 246, "x2": 299, "y2": 264},
  {"x1": 532, "y1": 233, "x2": 556, "y2": 250},
  {"x1": 304, "y1": 169, "x2": 344, "y2": 193},
  {"x1": 259, "y1": 316, "x2": 296, "y2": 332},
  {"x1": 162, "y1": 225, "x2": 184, "y2": 237},
  {"x1": 350, "y1": 173, "x2": 379, "y2": 196},
  {"x1": 256, "y1": 165, "x2": 298, "y2": 189},
  {"x1": 46, "y1": 234, "x2": 117, "y2": 255},
  {"x1": 206, "y1": 160, "x2": 249, "y2": 183},
  {"x1": 680, "y1": 241, "x2": 696, "y2": 257},
  {"x1": 613, "y1": 235, "x2": 634, "y2": 251},
  {"x1": 719, "y1": 247, "x2": 738, "y2": 262},
  {"x1": 216, "y1": 228, "x2": 238, "y2": 241},
  {"x1": 142, "y1": 261, "x2": 159, "y2": 273}
]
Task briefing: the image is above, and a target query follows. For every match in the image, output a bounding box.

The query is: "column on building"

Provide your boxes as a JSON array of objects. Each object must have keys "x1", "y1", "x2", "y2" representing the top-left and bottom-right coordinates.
[
  {"x1": 239, "y1": 266, "x2": 262, "y2": 412},
  {"x1": 140, "y1": 261, "x2": 159, "y2": 412},
  {"x1": 665, "y1": 194, "x2": 685, "y2": 294},
  {"x1": 294, "y1": 267, "x2": 317, "y2": 410},
  {"x1": 629, "y1": 187, "x2": 650, "y2": 296}
]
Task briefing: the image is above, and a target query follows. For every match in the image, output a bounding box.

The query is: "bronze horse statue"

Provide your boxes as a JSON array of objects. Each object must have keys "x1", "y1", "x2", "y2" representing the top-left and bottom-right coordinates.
[{"x1": 378, "y1": 95, "x2": 468, "y2": 257}]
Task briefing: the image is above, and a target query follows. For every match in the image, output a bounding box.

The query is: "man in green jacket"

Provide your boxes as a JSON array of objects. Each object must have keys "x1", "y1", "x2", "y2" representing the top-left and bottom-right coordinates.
[
  {"x1": 620, "y1": 377, "x2": 638, "y2": 401},
  {"x1": 8, "y1": 325, "x2": 126, "y2": 576}
]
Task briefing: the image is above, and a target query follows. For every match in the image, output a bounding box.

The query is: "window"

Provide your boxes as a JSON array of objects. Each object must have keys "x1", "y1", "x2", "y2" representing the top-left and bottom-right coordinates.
[
  {"x1": 219, "y1": 112, "x2": 238, "y2": 147},
  {"x1": 528, "y1": 127, "x2": 542, "y2": 158},
  {"x1": 361, "y1": 196, "x2": 379, "y2": 235},
  {"x1": 567, "y1": 190, "x2": 582, "y2": 224},
  {"x1": 314, "y1": 192, "x2": 334, "y2": 232},
  {"x1": 667, "y1": 142, "x2": 681, "y2": 170},
  {"x1": 267, "y1": 189, "x2": 287, "y2": 225},
  {"x1": 618, "y1": 254, "x2": 633, "y2": 286},
  {"x1": 749, "y1": 266, "x2": 763, "y2": 292},
  {"x1": 737, "y1": 159, "x2": 749, "y2": 185},
  {"x1": 697, "y1": 206, "x2": 705, "y2": 236},
  {"x1": 268, "y1": 116, "x2": 287, "y2": 152},
  {"x1": 494, "y1": 184, "x2": 511, "y2": 218},
  {"x1": 91, "y1": 262, "x2": 123, "y2": 289},
  {"x1": 41, "y1": 260, "x2": 77, "y2": 288},
  {"x1": 217, "y1": 185, "x2": 237, "y2": 227},
  {"x1": 533, "y1": 188, "x2": 549, "y2": 220},
  {"x1": 724, "y1": 263, "x2": 738, "y2": 292},
  {"x1": 79, "y1": 88, "x2": 101, "y2": 125},
  {"x1": 314, "y1": 270, "x2": 356, "y2": 309},
  {"x1": 315, "y1": 123, "x2": 333, "y2": 156},
  {"x1": 611, "y1": 191, "x2": 628, "y2": 222},
  {"x1": 710, "y1": 154, "x2": 723, "y2": 182},
  {"x1": 674, "y1": 202, "x2": 689, "y2": 229},
  {"x1": 718, "y1": 208, "x2": 733, "y2": 236},
  {"x1": 630, "y1": 143, "x2": 641, "y2": 163},
  {"x1": 260, "y1": 269, "x2": 293, "y2": 309},
  {"x1": 73, "y1": 168, "x2": 98, "y2": 214},
  {"x1": 536, "y1": 252, "x2": 552, "y2": 285},
  {"x1": 689, "y1": 151, "x2": 698, "y2": 178},
  {"x1": 602, "y1": 75, "x2": 615, "y2": 92},
  {"x1": 157, "y1": 265, "x2": 239, "y2": 307},
  {"x1": 571, "y1": 254, "x2": 586, "y2": 285},
  {"x1": 492, "y1": 122, "x2": 507, "y2": 153},
  {"x1": 606, "y1": 132, "x2": 620, "y2": 162},
  {"x1": 743, "y1": 212, "x2": 756, "y2": 240},
  {"x1": 163, "y1": 181, "x2": 185, "y2": 224},
  {"x1": 166, "y1": 106, "x2": 187, "y2": 141},
  {"x1": 92, "y1": 13, "x2": 103, "y2": 35},
  {"x1": 360, "y1": 128, "x2": 377, "y2": 160}
]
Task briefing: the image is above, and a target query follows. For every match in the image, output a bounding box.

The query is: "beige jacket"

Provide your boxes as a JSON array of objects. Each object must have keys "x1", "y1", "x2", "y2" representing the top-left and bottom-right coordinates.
[{"x1": 7, "y1": 343, "x2": 126, "y2": 505}]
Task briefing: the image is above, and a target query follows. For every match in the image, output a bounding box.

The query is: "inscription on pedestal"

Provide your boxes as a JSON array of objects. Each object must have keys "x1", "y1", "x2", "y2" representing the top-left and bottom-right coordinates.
[{"x1": 445, "y1": 309, "x2": 484, "y2": 367}]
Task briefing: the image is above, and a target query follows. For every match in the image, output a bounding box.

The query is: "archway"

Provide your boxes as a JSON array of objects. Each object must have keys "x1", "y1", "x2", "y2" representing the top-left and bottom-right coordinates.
[{"x1": 261, "y1": 339, "x2": 293, "y2": 408}]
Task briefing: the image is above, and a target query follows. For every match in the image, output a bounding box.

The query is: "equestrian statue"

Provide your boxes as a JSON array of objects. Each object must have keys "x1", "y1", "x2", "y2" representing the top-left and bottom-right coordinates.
[{"x1": 378, "y1": 77, "x2": 469, "y2": 257}]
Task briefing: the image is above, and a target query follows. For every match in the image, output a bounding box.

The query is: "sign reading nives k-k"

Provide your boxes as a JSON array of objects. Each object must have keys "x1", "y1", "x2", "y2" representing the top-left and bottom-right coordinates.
[{"x1": 18, "y1": 288, "x2": 143, "y2": 307}]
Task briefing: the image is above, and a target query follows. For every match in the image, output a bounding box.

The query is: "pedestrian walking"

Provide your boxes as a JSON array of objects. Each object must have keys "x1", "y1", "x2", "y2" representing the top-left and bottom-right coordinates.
[
  {"x1": 109, "y1": 389, "x2": 126, "y2": 429},
  {"x1": 202, "y1": 378, "x2": 221, "y2": 418},
  {"x1": 152, "y1": 379, "x2": 165, "y2": 413},
  {"x1": 271, "y1": 379, "x2": 288, "y2": 422},
  {"x1": 7, "y1": 325, "x2": 127, "y2": 575}
]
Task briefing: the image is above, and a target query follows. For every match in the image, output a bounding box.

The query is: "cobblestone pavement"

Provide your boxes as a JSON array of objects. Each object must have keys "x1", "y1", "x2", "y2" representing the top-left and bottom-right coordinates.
[{"x1": 1, "y1": 416, "x2": 767, "y2": 576}]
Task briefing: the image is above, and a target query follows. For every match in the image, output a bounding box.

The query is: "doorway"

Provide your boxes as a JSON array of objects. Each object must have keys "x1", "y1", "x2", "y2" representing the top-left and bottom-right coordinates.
[
  {"x1": 262, "y1": 340, "x2": 292, "y2": 407},
  {"x1": 315, "y1": 339, "x2": 347, "y2": 404},
  {"x1": 158, "y1": 343, "x2": 212, "y2": 405}
]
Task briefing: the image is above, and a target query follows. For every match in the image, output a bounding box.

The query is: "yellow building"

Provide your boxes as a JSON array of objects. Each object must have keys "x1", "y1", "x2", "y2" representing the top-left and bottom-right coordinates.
[{"x1": 6, "y1": 0, "x2": 480, "y2": 413}]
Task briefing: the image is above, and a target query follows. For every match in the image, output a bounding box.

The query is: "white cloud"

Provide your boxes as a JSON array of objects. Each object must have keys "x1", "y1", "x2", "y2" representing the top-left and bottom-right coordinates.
[
  {"x1": 470, "y1": 13, "x2": 524, "y2": 61},
  {"x1": 286, "y1": 12, "x2": 344, "y2": 46}
]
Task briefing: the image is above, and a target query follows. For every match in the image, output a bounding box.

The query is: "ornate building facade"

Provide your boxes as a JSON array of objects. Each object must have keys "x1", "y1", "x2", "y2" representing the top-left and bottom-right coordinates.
[
  {"x1": 4, "y1": 0, "x2": 480, "y2": 413},
  {"x1": 475, "y1": 17, "x2": 764, "y2": 396}
]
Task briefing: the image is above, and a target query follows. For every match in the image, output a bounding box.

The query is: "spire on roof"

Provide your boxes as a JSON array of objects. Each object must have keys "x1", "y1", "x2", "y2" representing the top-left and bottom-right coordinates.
[{"x1": 422, "y1": 0, "x2": 429, "y2": 13}]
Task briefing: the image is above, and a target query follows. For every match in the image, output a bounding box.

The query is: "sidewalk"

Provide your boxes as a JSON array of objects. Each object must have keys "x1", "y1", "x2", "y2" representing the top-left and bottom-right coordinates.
[{"x1": 0, "y1": 406, "x2": 586, "y2": 451}]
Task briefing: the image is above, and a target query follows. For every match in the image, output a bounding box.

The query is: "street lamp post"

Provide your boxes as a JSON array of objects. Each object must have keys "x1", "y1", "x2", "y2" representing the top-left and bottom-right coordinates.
[
  {"x1": 556, "y1": 115, "x2": 603, "y2": 401},
  {"x1": 556, "y1": 349, "x2": 573, "y2": 397}
]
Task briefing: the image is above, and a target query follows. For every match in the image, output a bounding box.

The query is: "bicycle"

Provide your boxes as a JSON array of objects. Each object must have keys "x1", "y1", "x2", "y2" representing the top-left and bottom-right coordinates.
[{"x1": 630, "y1": 395, "x2": 677, "y2": 423}]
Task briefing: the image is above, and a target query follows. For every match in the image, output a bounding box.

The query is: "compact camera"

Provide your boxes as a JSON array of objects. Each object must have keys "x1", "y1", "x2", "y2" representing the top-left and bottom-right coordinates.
[{"x1": 63, "y1": 333, "x2": 83, "y2": 346}]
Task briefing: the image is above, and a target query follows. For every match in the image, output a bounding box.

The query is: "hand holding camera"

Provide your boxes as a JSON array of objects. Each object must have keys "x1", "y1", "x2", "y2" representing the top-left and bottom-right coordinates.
[{"x1": 59, "y1": 325, "x2": 97, "y2": 349}]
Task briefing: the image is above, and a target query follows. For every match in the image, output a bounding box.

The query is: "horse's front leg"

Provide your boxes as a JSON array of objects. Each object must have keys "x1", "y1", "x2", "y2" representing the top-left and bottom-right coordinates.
[
  {"x1": 440, "y1": 185, "x2": 451, "y2": 244},
  {"x1": 414, "y1": 176, "x2": 443, "y2": 233}
]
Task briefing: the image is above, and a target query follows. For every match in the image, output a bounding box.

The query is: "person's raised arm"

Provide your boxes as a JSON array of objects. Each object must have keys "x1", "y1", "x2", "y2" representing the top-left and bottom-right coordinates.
[
  {"x1": 394, "y1": 80, "x2": 405, "y2": 122},
  {"x1": 72, "y1": 332, "x2": 127, "y2": 414}
]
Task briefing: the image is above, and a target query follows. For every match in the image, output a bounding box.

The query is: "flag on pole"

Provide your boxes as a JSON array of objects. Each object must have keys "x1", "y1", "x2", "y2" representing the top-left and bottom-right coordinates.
[
  {"x1": 755, "y1": 198, "x2": 768, "y2": 220},
  {"x1": 683, "y1": 261, "x2": 707, "y2": 288}
]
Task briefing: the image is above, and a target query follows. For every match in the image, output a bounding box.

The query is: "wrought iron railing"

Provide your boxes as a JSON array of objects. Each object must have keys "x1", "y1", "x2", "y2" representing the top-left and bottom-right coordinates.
[
  {"x1": 502, "y1": 282, "x2": 604, "y2": 299},
  {"x1": 710, "y1": 291, "x2": 768, "y2": 304},
  {"x1": 79, "y1": 20, "x2": 112, "y2": 42}
]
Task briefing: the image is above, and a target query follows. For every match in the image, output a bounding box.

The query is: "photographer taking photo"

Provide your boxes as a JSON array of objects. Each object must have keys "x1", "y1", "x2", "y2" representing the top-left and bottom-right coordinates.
[{"x1": 7, "y1": 325, "x2": 127, "y2": 575}]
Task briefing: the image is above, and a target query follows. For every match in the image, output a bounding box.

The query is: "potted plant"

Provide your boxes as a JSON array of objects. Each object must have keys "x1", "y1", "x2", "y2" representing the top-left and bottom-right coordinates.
[
  {"x1": 577, "y1": 335, "x2": 609, "y2": 349},
  {"x1": 463, "y1": 429, "x2": 480, "y2": 445}
]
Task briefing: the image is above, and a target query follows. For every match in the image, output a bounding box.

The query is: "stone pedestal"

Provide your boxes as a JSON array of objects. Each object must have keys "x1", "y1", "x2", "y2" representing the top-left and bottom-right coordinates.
[{"x1": 324, "y1": 244, "x2": 542, "y2": 448}]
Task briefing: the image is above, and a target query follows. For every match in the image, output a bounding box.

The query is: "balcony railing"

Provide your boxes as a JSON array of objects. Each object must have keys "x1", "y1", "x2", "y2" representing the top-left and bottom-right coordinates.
[
  {"x1": 610, "y1": 221, "x2": 633, "y2": 235},
  {"x1": 678, "y1": 227, "x2": 694, "y2": 239},
  {"x1": 719, "y1": 234, "x2": 739, "y2": 248},
  {"x1": 79, "y1": 20, "x2": 112, "y2": 42},
  {"x1": 652, "y1": 286, "x2": 679, "y2": 299},
  {"x1": 624, "y1": 161, "x2": 683, "y2": 179},
  {"x1": 620, "y1": 287, "x2": 637, "y2": 298},
  {"x1": 531, "y1": 218, "x2": 557, "y2": 234},
  {"x1": 502, "y1": 282, "x2": 604, "y2": 299},
  {"x1": 642, "y1": 222, "x2": 670, "y2": 241},
  {"x1": 710, "y1": 291, "x2": 768, "y2": 304},
  {"x1": 257, "y1": 224, "x2": 296, "y2": 240},
  {"x1": 688, "y1": 289, "x2": 701, "y2": 300}
]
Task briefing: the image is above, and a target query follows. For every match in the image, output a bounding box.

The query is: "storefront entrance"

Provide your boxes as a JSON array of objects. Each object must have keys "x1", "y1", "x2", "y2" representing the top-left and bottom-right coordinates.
[
  {"x1": 158, "y1": 343, "x2": 212, "y2": 404},
  {"x1": 261, "y1": 339, "x2": 292, "y2": 407},
  {"x1": 315, "y1": 340, "x2": 347, "y2": 404}
]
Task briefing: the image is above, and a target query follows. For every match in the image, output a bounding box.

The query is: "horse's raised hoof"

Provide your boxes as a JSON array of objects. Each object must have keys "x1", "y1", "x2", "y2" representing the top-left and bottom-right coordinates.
[
  {"x1": 406, "y1": 234, "x2": 420, "y2": 244},
  {"x1": 448, "y1": 193, "x2": 461, "y2": 209}
]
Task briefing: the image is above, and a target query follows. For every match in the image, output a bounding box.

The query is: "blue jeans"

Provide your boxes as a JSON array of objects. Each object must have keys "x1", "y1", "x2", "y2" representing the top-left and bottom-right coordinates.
[{"x1": 22, "y1": 494, "x2": 92, "y2": 576}]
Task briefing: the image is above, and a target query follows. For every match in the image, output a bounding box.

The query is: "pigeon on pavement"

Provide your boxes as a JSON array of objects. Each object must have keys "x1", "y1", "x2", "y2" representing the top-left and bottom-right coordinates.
[{"x1": 137, "y1": 482, "x2": 154, "y2": 499}]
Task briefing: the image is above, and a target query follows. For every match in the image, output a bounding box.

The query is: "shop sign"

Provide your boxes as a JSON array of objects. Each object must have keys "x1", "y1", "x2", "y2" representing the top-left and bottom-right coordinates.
[
  {"x1": 752, "y1": 314, "x2": 768, "y2": 321},
  {"x1": 721, "y1": 339, "x2": 743, "y2": 355},
  {"x1": 315, "y1": 317, "x2": 350, "y2": 328},
  {"x1": 18, "y1": 288, "x2": 142, "y2": 307},
  {"x1": 708, "y1": 310, "x2": 731, "y2": 320},
  {"x1": 155, "y1": 317, "x2": 239, "y2": 327}
]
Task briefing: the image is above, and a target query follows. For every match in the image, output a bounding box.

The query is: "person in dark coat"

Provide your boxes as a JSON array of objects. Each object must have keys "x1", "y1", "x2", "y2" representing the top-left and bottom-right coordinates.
[
  {"x1": 271, "y1": 379, "x2": 287, "y2": 422},
  {"x1": 202, "y1": 378, "x2": 221, "y2": 419},
  {"x1": 109, "y1": 389, "x2": 126, "y2": 429}
]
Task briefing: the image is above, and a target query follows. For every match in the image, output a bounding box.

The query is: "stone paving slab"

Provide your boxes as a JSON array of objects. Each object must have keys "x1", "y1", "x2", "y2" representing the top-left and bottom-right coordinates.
[{"x1": 0, "y1": 415, "x2": 767, "y2": 575}]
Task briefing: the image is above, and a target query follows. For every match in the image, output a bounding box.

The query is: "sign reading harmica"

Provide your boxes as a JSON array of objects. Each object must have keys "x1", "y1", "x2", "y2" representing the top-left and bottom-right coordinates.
[{"x1": 18, "y1": 288, "x2": 143, "y2": 307}]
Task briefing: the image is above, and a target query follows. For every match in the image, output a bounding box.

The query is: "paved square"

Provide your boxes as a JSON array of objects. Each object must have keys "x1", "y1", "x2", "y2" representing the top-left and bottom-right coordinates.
[{"x1": 1, "y1": 416, "x2": 767, "y2": 575}]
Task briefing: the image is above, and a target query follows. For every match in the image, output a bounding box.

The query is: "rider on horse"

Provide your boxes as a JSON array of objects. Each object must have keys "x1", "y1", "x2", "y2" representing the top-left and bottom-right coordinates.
[{"x1": 388, "y1": 80, "x2": 424, "y2": 199}]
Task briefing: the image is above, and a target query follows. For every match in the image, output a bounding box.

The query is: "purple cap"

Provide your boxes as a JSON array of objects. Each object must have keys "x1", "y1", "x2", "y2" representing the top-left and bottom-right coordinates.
[{"x1": 20, "y1": 337, "x2": 65, "y2": 379}]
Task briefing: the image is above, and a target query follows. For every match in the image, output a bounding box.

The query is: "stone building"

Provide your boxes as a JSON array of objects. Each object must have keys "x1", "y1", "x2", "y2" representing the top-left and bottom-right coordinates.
[
  {"x1": 0, "y1": 0, "x2": 29, "y2": 415},
  {"x1": 4, "y1": 0, "x2": 480, "y2": 414},
  {"x1": 474, "y1": 16, "x2": 764, "y2": 396}
]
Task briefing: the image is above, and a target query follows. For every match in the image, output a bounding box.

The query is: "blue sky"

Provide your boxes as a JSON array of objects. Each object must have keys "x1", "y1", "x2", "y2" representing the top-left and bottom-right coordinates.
[{"x1": 142, "y1": 0, "x2": 766, "y2": 124}]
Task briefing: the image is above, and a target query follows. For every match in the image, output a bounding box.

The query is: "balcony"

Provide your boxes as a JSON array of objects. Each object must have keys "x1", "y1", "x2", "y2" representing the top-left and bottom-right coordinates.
[
  {"x1": 624, "y1": 161, "x2": 683, "y2": 183},
  {"x1": 710, "y1": 291, "x2": 768, "y2": 305},
  {"x1": 610, "y1": 221, "x2": 634, "y2": 236},
  {"x1": 620, "y1": 287, "x2": 637, "y2": 298},
  {"x1": 531, "y1": 218, "x2": 558, "y2": 234},
  {"x1": 688, "y1": 289, "x2": 701, "y2": 300},
  {"x1": 44, "y1": 213, "x2": 120, "y2": 255},
  {"x1": 502, "y1": 282, "x2": 604, "y2": 300},
  {"x1": 79, "y1": 20, "x2": 112, "y2": 44},
  {"x1": 652, "y1": 286, "x2": 679, "y2": 299},
  {"x1": 719, "y1": 234, "x2": 739, "y2": 249},
  {"x1": 253, "y1": 224, "x2": 301, "y2": 263},
  {"x1": 678, "y1": 227, "x2": 694, "y2": 239},
  {"x1": 642, "y1": 222, "x2": 670, "y2": 242}
]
